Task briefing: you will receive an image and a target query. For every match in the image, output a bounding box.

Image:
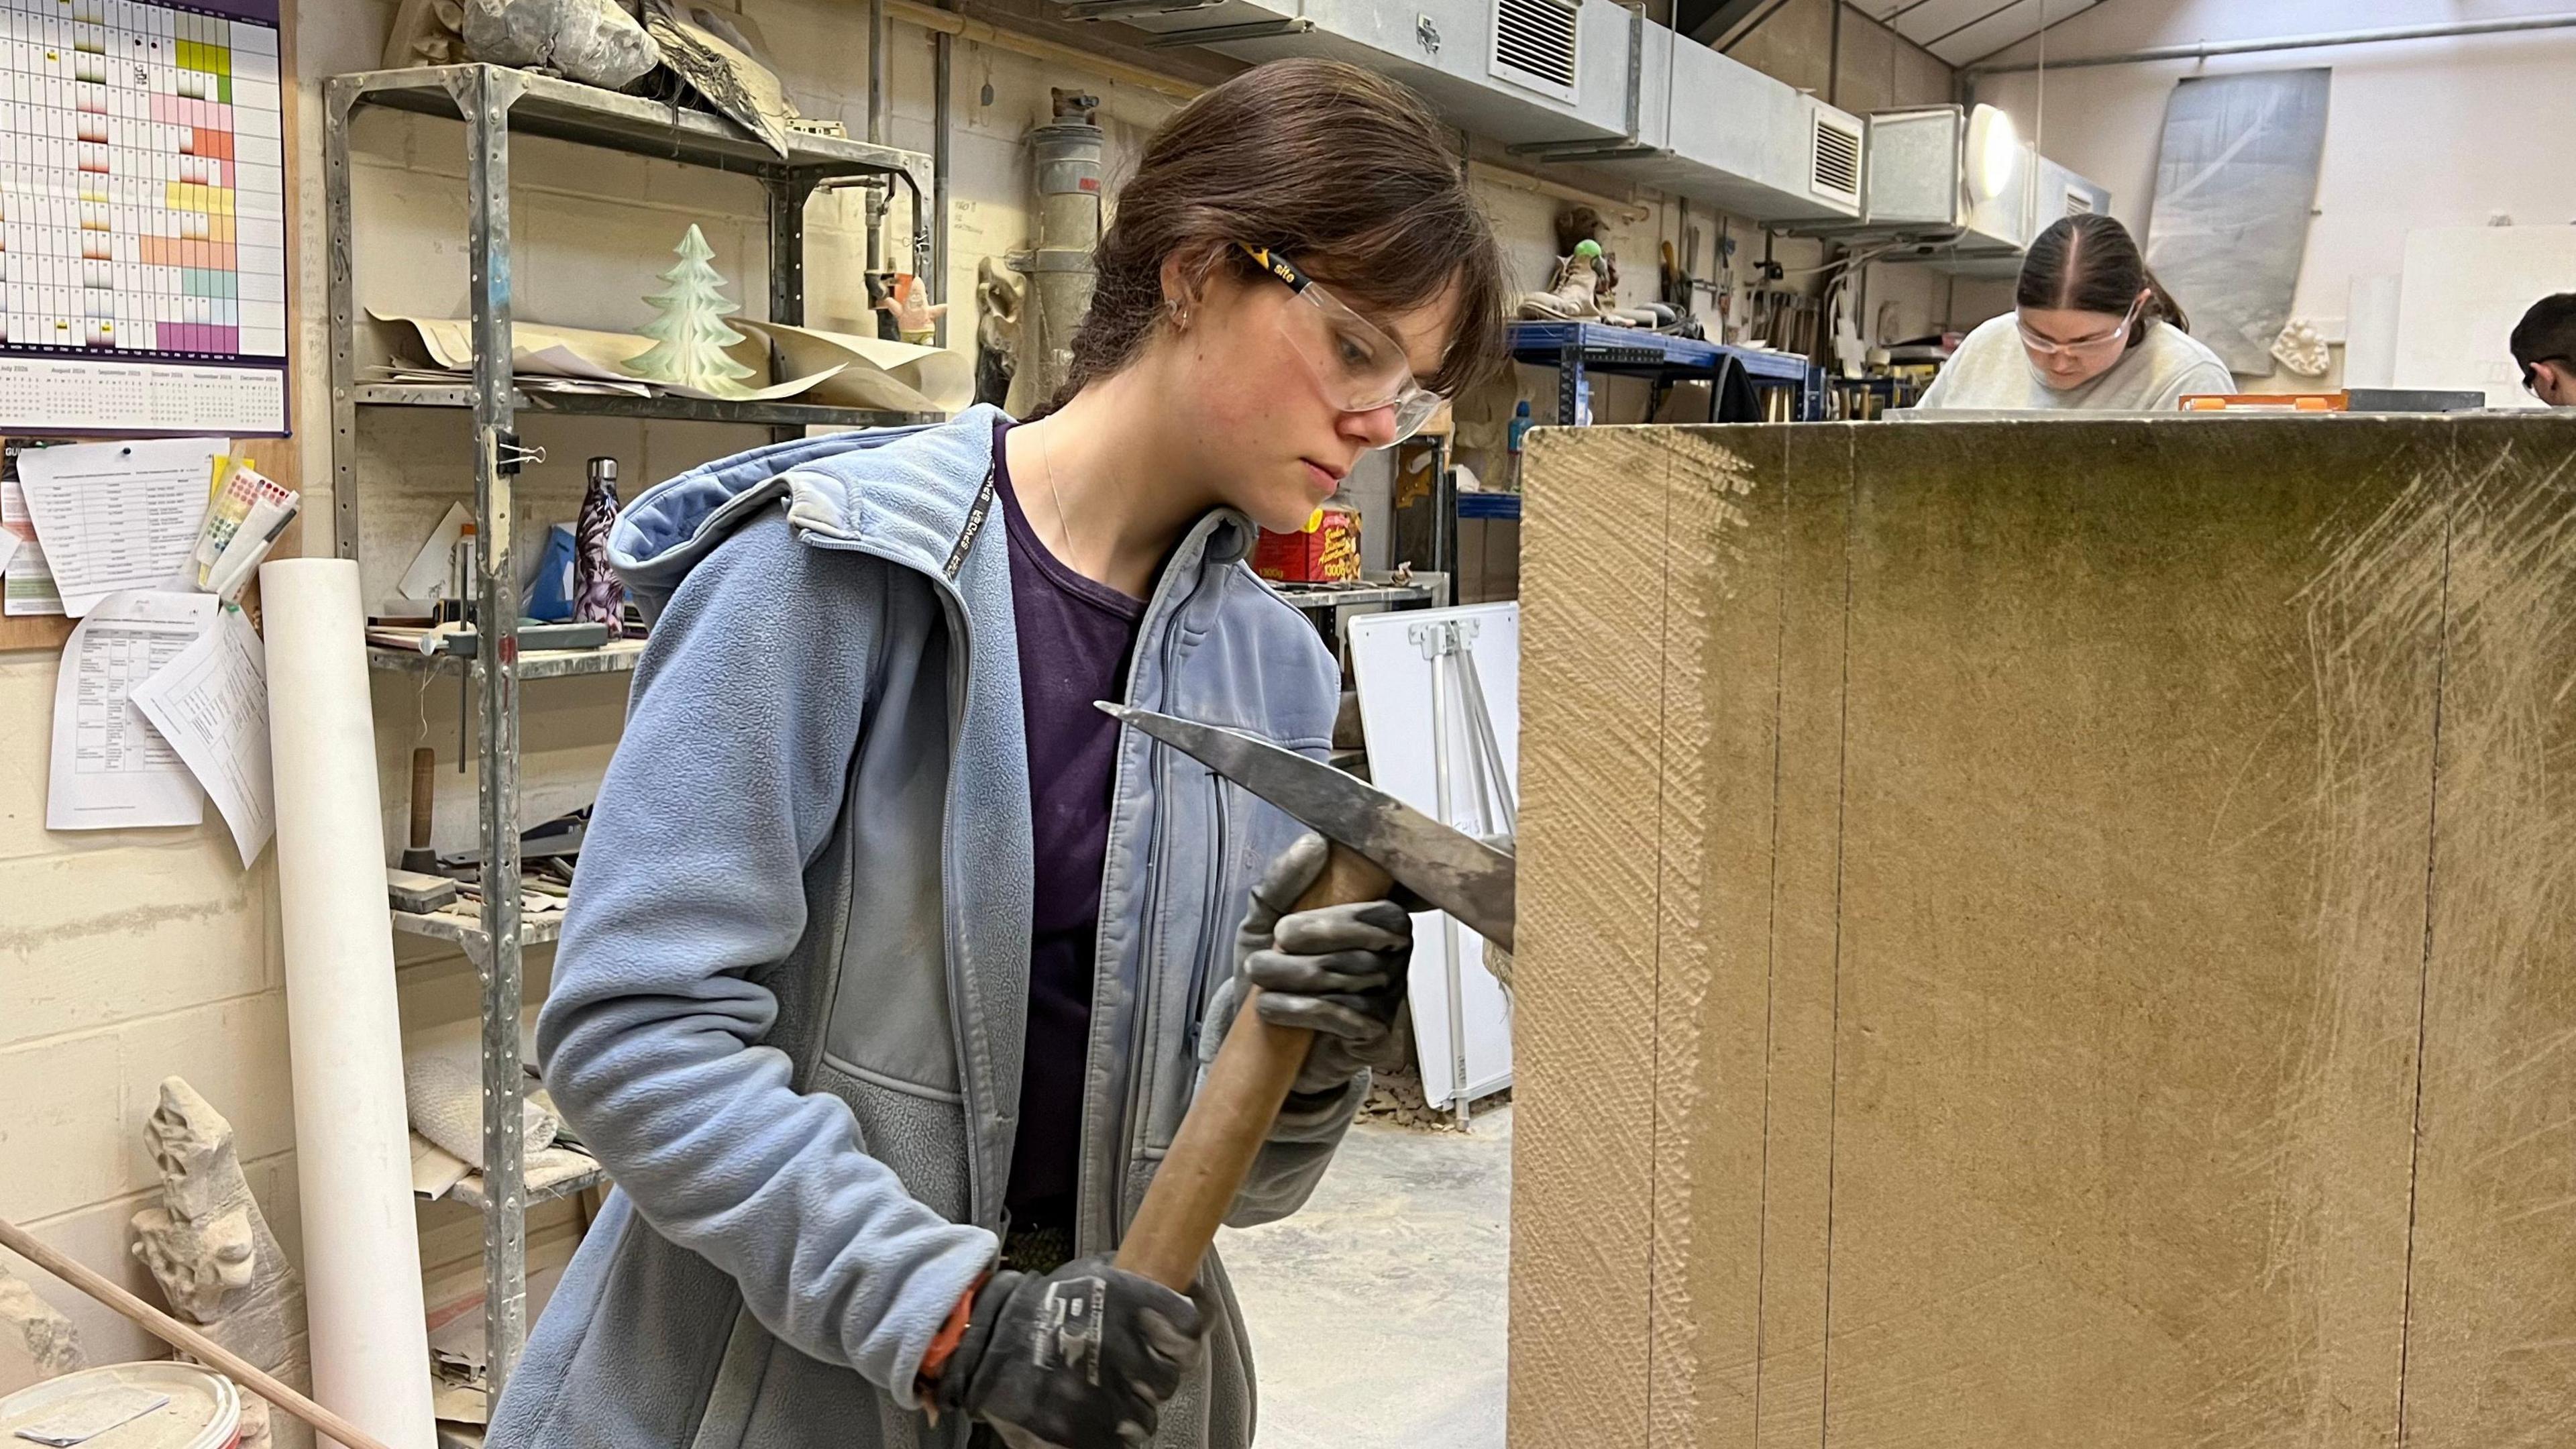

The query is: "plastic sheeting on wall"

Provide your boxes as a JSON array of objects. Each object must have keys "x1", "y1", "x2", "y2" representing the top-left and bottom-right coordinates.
[{"x1": 2144, "y1": 69, "x2": 2333, "y2": 377}]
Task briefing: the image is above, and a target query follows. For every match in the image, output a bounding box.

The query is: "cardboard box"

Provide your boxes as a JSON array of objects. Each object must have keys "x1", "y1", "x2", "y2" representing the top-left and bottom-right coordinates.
[{"x1": 1252, "y1": 505, "x2": 1360, "y2": 583}]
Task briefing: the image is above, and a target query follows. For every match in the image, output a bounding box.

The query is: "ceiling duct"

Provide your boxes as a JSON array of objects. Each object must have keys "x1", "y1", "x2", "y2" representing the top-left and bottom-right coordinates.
[
  {"x1": 1782, "y1": 104, "x2": 2112, "y2": 275},
  {"x1": 1492, "y1": 0, "x2": 1582, "y2": 103},
  {"x1": 1058, "y1": 0, "x2": 1864, "y2": 222}
]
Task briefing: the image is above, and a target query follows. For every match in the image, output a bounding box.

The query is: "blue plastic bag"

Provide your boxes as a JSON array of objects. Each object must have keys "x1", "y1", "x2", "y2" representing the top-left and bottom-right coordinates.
[{"x1": 527, "y1": 523, "x2": 578, "y2": 622}]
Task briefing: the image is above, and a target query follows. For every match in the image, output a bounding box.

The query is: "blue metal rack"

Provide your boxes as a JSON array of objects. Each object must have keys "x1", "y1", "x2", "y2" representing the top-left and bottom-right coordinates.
[{"x1": 1508, "y1": 321, "x2": 1823, "y2": 425}]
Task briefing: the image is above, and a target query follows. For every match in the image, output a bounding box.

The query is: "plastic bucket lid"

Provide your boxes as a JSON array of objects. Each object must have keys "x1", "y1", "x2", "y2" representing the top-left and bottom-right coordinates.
[{"x1": 0, "y1": 1362, "x2": 242, "y2": 1449}]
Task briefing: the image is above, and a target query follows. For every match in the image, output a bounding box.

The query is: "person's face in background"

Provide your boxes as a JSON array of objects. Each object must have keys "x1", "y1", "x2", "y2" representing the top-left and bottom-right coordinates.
[
  {"x1": 2017, "y1": 290, "x2": 2148, "y2": 390},
  {"x1": 2525, "y1": 358, "x2": 2576, "y2": 407}
]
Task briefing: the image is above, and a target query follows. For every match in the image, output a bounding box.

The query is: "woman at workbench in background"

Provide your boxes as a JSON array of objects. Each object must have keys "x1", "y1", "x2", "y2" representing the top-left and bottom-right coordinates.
[
  {"x1": 485, "y1": 57, "x2": 1508, "y2": 1449},
  {"x1": 1915, "y1": 212, "x2": 2233, "y2": 412}
]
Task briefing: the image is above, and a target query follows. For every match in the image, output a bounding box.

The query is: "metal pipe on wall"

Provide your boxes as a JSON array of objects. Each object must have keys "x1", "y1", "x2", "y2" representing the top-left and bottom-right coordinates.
[
  {"x1": 865, "y1": 0, "x2": 887, "y2": 276},
  {"x1": 1024, "y1": 95, "x2": 1105, "y2": 405},
  {"x1": 1826, "y1": 0, "x2": 1841, "y2": 105},
  {"x1": 868, "y1": 0, "x2": 887, "y2": 141},
  {"x1": 1962, "y1": 12, "x2": 2576, "y2": 76},
  {"x1": 932, "y1": 17, "x2": 951, "y2": 349}
]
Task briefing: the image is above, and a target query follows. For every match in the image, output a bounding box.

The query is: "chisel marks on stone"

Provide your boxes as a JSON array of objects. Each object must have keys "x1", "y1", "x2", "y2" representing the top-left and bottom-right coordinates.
[
  {"x1": 1513, "y1": 424, "x2": 1682, "y2": 1448},
  {"x1": 2401, "y1": 431, "x2": 2576, "y2": 1448}
]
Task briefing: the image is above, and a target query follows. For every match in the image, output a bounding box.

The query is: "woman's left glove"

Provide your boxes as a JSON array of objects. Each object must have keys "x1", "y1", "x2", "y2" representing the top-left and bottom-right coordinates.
[{"x1": 1234, "y1": 833, "x2": 1413, "y2": 1095}]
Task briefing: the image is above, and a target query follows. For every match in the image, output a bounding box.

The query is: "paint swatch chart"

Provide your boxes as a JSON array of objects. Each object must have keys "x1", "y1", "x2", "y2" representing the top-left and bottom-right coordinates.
[{"x1": 0, "y1": 0, "x2": 286, "y2": 433}]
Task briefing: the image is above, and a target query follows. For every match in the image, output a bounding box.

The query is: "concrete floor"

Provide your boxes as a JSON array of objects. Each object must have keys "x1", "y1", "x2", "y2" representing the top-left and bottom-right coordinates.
[{"x1": 1222, "y1": 1106, "x2": 1512, "y2": 1449}]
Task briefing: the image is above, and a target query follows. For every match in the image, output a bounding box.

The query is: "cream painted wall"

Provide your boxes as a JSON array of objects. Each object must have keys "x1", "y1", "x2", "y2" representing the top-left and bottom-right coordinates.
[
  {"x1": 1967, "y1": 0, "x2": 2576, "y2": 386},
  {"x1": 3, "y1": 0, "x2": 1949, "y2": 1383}
]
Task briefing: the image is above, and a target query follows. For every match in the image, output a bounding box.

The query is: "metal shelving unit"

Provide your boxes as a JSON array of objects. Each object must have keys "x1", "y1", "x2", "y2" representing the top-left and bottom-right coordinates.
[
  {"x1": 389, "y1": 908, "x2": 566, "y2": 953},
  {"x1": 350, "y1": 380, "x2": 920, "y2": 430},
  {"x1": 323, "y1": 64, "x2": 934, "y2": 1401},
  {"x1": 365, "y1": 638, "x2": 649, "y2": 680},
  {"x1": 1507, "y1": 320, "x2": 1826, "y2": 423}
]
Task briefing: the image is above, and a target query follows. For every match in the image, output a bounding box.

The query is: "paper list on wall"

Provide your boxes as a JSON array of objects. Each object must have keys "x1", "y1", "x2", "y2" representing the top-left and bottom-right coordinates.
[
  {"x1": 17, "y1": 437, "x2": 226, "y2": 616},
  {"x1": 3, "y1": 472, "x2": 64, "y2": 617},
  {"x1": 131, "y1": 608, "x2": 276, "y2": 869},
  {"x1": 46, "y1": 591, "x2": 220, "y2": 833}
]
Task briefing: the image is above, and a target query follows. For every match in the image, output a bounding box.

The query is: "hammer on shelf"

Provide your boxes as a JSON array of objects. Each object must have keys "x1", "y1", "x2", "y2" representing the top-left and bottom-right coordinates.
[{"x1": 1097, "y1": 704, "x2": 1515, "y2": 1291}]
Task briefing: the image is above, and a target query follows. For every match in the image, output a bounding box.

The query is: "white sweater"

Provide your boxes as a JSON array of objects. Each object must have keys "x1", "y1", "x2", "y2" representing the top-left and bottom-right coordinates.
[{"x1": 1915, "y1": 313, "x2": 2235, "y2": 412}]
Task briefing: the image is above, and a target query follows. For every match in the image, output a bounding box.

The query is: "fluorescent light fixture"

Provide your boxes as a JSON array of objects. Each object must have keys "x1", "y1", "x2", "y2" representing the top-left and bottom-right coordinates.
[{"x1": 1968, "y1": 104, "x2": 2021, "y2": 203}]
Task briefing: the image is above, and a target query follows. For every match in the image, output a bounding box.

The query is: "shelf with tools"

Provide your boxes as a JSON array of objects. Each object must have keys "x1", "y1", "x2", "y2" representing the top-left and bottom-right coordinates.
[{"x1": 325, "y1": 62, "x2": 935, "y2": 1401}]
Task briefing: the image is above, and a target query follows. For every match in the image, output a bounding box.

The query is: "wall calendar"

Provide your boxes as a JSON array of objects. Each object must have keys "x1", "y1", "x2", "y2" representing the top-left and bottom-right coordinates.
[{"x1": 1, "y1": 0, "x2": 286, "y2": 433}]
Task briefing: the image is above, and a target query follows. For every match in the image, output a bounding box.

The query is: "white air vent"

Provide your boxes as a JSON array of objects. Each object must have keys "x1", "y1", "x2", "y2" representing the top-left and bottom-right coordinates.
[
  {"x1": 2064, "y1": 186, "x2": 2096, "y2": 217},
  {"x1": 1491, "y1": 0, "x2": 1579, "y2": 105},
  {"x1": 1809, "y1": 112, "x2": 1862, "y2": 207}
]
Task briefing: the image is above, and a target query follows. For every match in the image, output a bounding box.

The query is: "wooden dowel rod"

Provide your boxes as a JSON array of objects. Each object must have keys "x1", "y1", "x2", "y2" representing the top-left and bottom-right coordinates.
[
  {"x1": 407, "y1": 748, "x2": 435, "y2": 851},
  {"x1": 0, "y1": 1215, "x2": 400, "y2": 1449}
]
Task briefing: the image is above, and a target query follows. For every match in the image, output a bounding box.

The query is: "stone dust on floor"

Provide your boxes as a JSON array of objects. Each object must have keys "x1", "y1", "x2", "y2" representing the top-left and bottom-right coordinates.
[{"x1": 1219, "y1": 1104, "x2": 1511, "y2": 1449}]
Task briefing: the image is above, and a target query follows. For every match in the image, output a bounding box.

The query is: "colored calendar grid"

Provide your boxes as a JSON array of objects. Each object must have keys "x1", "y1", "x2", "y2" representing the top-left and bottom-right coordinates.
[{"x1": 0, "y1": 0, "x2": 285, "y2": 366}]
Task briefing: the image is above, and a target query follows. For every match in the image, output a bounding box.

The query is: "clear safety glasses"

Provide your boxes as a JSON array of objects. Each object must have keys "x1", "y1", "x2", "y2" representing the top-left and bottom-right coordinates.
[
  {"x1": 1238, "y1": 243, "x2": 1442, "y2": 443},
  {"x1": 2017, "y1": 293, "x2": 2144, "y2": 358}
]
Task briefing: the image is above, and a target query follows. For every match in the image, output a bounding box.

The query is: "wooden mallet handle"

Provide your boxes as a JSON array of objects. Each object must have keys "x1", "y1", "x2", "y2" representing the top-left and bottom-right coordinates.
[
  {"x1": 1112, "y1": 843, "x2": 1393, "y2": 1291},
  {"x1": 407, "y1": 747, "x2": 435, "y2": 852},
  {"x1": 0, "y1": 1215, "x2": 400, "y2": 1449}
]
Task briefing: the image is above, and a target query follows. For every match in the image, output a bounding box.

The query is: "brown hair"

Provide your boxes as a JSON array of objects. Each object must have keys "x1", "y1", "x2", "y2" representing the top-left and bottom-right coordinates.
[
  {"x1": 1051, "y1": 59, "x2": 1508, "y2": 409},
  {"x1": 2018, "y1": 213, "x2": 2188, "y2": 348}
]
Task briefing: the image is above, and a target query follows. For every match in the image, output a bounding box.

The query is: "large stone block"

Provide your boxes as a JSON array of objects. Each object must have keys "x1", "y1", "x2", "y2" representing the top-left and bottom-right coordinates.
[{"x1": 1511, "y1": 415, "x2": 2576, "y2": 1448}]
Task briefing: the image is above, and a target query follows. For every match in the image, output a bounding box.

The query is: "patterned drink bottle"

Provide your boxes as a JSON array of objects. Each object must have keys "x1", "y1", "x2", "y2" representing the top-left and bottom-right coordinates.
[{"x1": 575, "y1": 456, "x2": 626, "y2": 639}]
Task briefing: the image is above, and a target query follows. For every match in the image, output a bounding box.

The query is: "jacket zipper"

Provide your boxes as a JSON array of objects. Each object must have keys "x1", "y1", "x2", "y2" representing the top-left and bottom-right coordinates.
[
  {"x1": 804, "y1": 531, "x2": 993, "y2": 1231},
  {"x1": 1097, "y1": 542, "x2": 1222, "y2": 1222},
  {"x1": 810, "y1": 480, "x2": 1246, "y2": 1247},
  {"x1": 1183, "y1": 769, "x2": 1229, "y2": 1057}
]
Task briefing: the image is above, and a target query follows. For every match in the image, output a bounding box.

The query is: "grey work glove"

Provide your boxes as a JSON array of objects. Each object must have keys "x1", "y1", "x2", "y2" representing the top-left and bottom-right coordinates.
[
  {"x1": 1237, "y1": 833, "x2": 1415, "y2": 1096},
  {"x1": 936, "y1": 1254, "x2": 1206, "y2": 1449}
]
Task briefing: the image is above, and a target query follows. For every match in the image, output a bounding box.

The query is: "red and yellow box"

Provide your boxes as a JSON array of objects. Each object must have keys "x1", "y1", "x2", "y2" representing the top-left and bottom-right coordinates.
[{"x1": 1252, "y1": 506, "x2": 1361, "y2": 583}]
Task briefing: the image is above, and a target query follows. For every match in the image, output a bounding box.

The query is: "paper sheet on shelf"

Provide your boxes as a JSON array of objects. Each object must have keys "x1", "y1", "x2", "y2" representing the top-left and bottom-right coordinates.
[
  {"x1": 737, "y1": 319, "x2": 971, "y2": 414},
  {"x1": 16, "y1": 437, "x2": 224, "y2": 616},
  {"x1": 410, "y1": 1130, "x2": 470, "y2": 1201},
  {"x1": 130, "y1": 607, "x2": 274, "y2": 867},
  {"x1": 370, "y1": 311, "x2": 844, "y2": 402},
  {"x1": 46, "y1": 590, "x2": 218, "y2": 832},
  {"x1": 398, "y1": 502, "x2": 471, "y2": 604}
]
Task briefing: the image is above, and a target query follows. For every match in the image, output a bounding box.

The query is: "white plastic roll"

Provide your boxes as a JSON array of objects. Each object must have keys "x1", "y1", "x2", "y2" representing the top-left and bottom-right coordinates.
[{"x1": 260, "y1": 558, "x2": 439, "y2": 1449}]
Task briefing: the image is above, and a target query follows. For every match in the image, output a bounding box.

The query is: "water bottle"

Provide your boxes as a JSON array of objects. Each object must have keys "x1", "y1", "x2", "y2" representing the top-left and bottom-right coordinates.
[{"x1": 1505, "y1": 400, "x2": 1533, "y2": 492}]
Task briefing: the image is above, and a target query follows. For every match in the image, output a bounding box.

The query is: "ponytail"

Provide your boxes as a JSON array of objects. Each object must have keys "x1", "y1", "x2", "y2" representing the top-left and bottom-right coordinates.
[
  {"x1": 2139, "y1": 266, "x2": 2188, "y2": 337},
  {"x1": 2020, "y1": 214, "x2": 2186, "y2": 349}
]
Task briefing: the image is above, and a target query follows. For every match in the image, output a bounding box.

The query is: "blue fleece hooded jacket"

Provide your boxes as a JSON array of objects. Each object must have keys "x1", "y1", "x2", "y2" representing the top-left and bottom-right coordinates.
[{"x1": 487, "y1": 407, "x2": 1354, "y2": 1449}]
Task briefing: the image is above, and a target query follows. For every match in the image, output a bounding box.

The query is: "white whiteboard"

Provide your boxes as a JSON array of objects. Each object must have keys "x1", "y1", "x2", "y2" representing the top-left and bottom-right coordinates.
[
  {"x1": 1348, "y1": 603, "x2": 1517, "y2": 1110},
  {"x1": 2394, "y1": 226, "x2": 2576, "y2": 407}
]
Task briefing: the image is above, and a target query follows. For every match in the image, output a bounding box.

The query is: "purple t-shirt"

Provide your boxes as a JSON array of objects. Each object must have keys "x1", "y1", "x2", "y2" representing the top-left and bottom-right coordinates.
[{"x1": 992, "y1": 420, "x2": 1146, "y2": 1232}]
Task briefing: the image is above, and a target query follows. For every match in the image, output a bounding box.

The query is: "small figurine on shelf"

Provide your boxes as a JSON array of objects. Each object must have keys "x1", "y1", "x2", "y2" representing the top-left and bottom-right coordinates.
[
  {"x1": 1518, "y1": 239, "x2": 1609, "y2": 321},
  {"x1": 623, "y1": 223, "x2": 757, "y2": 395},
  {"x1": 874, "y1": 272, "x2": 948, "y2": 347},
  {"x1": 576, "y1": 456, "x2": 626, "y2": 639}
]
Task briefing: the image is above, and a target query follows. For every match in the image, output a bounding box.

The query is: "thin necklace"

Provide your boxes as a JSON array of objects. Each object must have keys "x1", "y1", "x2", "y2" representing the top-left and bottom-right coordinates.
[{"x1": 1035, "y1": 423, "x2": 1078, "y2": 566}]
